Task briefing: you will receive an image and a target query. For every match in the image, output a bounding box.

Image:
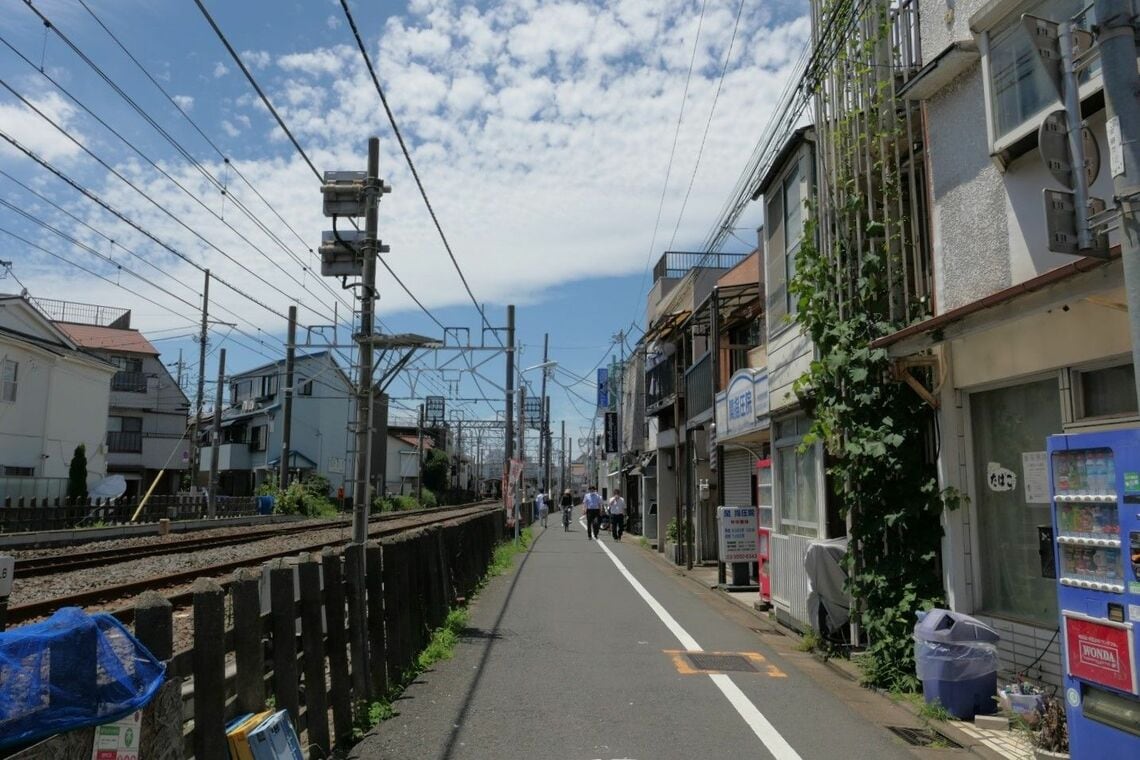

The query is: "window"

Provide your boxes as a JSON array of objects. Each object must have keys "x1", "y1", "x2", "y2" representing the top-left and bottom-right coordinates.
[
  {"x1": 223, "y1": 423, "x2": 248, "y2": 445},
  {"x1": 107, "y1": 416, "x2": 143, "y2": 453},
  {"x1": 1074, "y1": 363, "x2": 1137, "y2": 420},
  {"x1": 109, "y1": 356, "x2": 143, "y2": 373},
  {"x1": 1, "y1": 359, "x2": 16, "y2": 402},
  {"x1": 986, "y1": 0, "x2": 1095, "y2": 144},
  {"x1": 250, "y1": 425, "x2": 268, "y2": 452},
  {"x1": 970, "y1": 378, "x2": 1061, "y2": 626},
  {"x1": 259, "y1": 374, "x2": 278, "y2": 398},
  {"x1": 784, "y1": 165, "x2": 802, "y2": 315},
  {"x1": 727, "y1": 317, "x2": 763, "y2": 375},
  {"x1": 231, "y1": 379, "x2": 254, "y2": 405},
  {"x1": 3, "y1": 466, "x2": 33, "y2": 476},
  {"x1": 775, "y1": 414, "x2": 820, "y2": 537},
  {"x1": 298, "y1": 378, "x2": 313, "y2": 396}
]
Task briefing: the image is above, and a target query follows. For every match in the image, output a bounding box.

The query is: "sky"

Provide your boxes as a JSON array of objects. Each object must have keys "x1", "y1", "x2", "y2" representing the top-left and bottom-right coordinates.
[{"x1": 0, "y1": 0, "x2": 808, "y2": 459}]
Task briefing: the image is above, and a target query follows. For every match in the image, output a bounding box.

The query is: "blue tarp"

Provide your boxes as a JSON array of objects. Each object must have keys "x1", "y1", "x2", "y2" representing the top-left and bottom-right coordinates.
[{"x1": 0, "y1": 607, "x2": 165, "y2": 749}]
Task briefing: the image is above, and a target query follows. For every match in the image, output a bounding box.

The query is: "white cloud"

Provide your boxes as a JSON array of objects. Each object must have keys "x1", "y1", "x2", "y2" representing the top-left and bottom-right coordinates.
[
  {"x1": 326, "y1": 15, "x2": 340, "y2": 30},
  {"x1": 213, "y1": 62, "x2": 229, "y2": 78},
  {"x1": 242, "y1": 50, "x2": 272, "y2": 70},
  {"x1": 172, "y1": 95, "x2": 194, "y2": 112},
  {"x1": 10, "y1": 0, "x2": 803, "y2": 346},
  {"x1": 0, "y1": 92, "x2": 87, "y2": 162}
]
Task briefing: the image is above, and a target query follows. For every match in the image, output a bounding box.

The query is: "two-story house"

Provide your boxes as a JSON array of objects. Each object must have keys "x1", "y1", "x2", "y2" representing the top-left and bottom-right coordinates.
[
  {"x1": 201, "y1": 351, "x2": 353, "y2": 497},
  {"x1": 35, "y1": 298, "x2": 190, "y2": 497},
  {"x1": 876, "y1": 0, "x2": 1135, "y2": 687},
  {"x1": 0, "y1": 293, "x2": 115, "y2": 500}
]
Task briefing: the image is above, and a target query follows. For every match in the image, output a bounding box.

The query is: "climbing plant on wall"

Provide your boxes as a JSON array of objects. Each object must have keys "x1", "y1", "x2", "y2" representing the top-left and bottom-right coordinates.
[{"x1": 788, "y1": 0, "x2": 961, "y2": 689}]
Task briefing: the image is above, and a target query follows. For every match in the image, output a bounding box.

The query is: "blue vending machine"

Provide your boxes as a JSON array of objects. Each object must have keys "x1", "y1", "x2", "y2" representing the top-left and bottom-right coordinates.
[{"x1": 1048, "y1": 430, "x2": 1140, "y2": 756}]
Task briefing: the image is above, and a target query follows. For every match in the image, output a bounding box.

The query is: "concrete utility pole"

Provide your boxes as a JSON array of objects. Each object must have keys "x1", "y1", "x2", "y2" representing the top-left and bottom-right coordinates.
[
  {"x1": 208, "y1": 348, "x2": 225, "y2": 517},
  {"x1": 191, "y1": 269, "x2": 210, "y2": 492},
  {"x1": 672, "y1": 355, "x2": 683, "y2": 557},
  {"x1": 543, "y1": 397, "x2": 551, "y2": 495},
  {"x1": 417, "y1": 403, "x2": 425, "y2": 504},
  {"x1": 279, "y1": 305, "x2": 297, "y2": 490},
  {"x1": 539, "y1": 333, "x2": 549, "y2": 490},
  {"x1": 351, "y1": 137, "x2": 381, "y2": 546},
  {"x1": 615, "y1": 331, "x2": 625, "y2": 494},
  {"x1": 1094, "y1": 0, "x2": 1140, "y2": 404},
  {"x1": 517, "y1": 384, "x2": 526, "y2": 542},
  {"x1": 504, "y1": 305, "x2": 515, "y2": 522}
]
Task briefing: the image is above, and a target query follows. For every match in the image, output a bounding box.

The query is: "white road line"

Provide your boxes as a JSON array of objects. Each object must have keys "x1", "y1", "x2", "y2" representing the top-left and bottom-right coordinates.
[{"x1": 594, "y1": 537, "x2": 803, "y2": 760}]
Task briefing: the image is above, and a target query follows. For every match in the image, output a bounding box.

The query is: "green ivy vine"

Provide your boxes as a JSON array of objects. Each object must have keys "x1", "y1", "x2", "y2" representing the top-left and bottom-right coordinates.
[{"x1": 787, "y1": 0, "x2": 962, "y2": 690}]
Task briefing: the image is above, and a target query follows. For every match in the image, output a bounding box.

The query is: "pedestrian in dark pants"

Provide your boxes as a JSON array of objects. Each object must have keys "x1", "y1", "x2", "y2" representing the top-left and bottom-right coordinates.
[
  {"x1": 607, "y1": 489, "x2": 626, "y2": 540},
  {"x1": 583, "y1": 484, "x2": 602, "y2": 540}
]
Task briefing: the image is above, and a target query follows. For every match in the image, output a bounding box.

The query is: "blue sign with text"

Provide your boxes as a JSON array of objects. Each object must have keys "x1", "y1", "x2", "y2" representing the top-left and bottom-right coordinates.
[{"x1": 597, "y1": 367, "x2": 608, "y2": 410}]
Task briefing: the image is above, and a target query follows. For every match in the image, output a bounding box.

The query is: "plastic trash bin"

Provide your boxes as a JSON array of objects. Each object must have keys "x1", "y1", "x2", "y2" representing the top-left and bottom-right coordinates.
[
  {"x1": 914, "y1": 609, "x2": 1000, "y2": 719},
  {"x1": 256, "y1": 495, "x2": 275, "y2": 515}
]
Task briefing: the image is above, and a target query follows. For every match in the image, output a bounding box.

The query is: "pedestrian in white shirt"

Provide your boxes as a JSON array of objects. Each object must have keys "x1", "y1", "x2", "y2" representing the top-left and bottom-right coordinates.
[
  {"x1": 536, "y1": 490, "x2": 549, "y2": 528},
  {"x1": 582, "y1": 485, "x2": 603, "y2": 540},
  {"x1": 607, "y1": 489, "x2": 626, "y2": 540}
]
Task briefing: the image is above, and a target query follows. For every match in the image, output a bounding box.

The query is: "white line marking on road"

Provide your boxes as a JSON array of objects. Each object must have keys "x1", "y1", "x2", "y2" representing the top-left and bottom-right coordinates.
[{"x1": 594, "y1": 537, "x2": 803, "y2": 760}]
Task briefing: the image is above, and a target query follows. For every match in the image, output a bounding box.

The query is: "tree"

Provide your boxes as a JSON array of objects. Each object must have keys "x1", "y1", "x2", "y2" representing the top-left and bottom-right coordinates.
[
  {"x1": 422, "y1": 448, "x2": 450, "y2": 494},
  {"x1": 67, "y1": 444, "x2": 88, "y2": 501}
]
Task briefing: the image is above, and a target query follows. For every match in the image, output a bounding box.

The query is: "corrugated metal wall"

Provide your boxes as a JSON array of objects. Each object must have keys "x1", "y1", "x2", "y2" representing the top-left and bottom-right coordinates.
[{"x1": 772, "y1": 532, "x2": 813, "y2": 629}]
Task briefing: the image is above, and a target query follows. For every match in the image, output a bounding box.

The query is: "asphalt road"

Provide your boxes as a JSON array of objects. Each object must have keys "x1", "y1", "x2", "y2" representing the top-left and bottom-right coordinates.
[{"x1": 350, "y1": 517, "x2": 941, "y2": 760}]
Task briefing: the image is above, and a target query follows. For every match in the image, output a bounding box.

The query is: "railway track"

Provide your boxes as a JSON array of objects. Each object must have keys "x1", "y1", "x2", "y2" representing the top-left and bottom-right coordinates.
[{"x1": 6, "y1": 503, "x2": 498, "y2": 627}]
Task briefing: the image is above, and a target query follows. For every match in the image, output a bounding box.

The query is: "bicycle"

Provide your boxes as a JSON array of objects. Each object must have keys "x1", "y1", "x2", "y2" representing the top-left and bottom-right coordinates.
[{"x1": 562, "y1": 506, "x2": 572, "y2": 531}]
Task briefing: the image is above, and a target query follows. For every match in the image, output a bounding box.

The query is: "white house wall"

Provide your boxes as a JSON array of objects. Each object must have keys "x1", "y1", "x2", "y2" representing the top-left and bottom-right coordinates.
[
  {"x1": 41, "y1": 356, "x2": 112, "y2": 481},
  {"x1": 767, "y1": 325, "x2": 813, "y2": 415}
]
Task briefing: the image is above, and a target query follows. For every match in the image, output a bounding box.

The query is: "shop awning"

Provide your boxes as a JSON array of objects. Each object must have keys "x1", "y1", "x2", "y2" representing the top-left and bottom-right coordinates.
[
  {"x1": 871, "y1": 252, "x2": 1121, "y2": 358},
  {"x1": 643, "y1": 310, "x2": 691, "y2": 342},
  {"x1": 266, "y1": 451, "x2": 318, "y2": 469}
]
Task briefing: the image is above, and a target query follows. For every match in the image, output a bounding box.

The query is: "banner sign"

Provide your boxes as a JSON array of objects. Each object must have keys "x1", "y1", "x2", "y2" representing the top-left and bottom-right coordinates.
[
  {"x1": 604, "y1": 411, "x2": 618, "y2": 453},
  {"x1": 504, "y1": 459, "x2": 524, "y2": 524},
  {"x1": 1064, "y1": 613, "x2": 1137, "y2": 694},
  {"x1": 597, "y1": 368, "x2": 608, "y2": 410},
  {"x1": 425, "y1": 396, "x2": 445, "y2": 424}
]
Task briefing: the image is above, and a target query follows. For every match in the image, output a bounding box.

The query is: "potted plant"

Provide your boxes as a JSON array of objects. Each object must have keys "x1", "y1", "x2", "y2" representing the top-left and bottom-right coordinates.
[
  {"x1": 1031, "y1": 697, "x2": 1069, "y2": 759},
  {"x1": 664, "y1": 518, "x2": 687, "y2": 565}
]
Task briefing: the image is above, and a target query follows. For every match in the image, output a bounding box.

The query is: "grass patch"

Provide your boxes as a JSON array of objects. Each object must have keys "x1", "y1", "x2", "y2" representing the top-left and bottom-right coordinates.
[
  {"x1": 417, "y1": 608, "x2": 469, "y2": 671},
  {"x1": 917, "y1": 698, "x2": 953, "y2": 723},
  {"x1": 795, "y1": 629, "x2": 823, "y2": 653},
  {"x1": 638, "y1": 536, "x2": 649, "y2": 548},
  {"x1": 486, "y1": 527, "x2": 531, "y2": 578}
]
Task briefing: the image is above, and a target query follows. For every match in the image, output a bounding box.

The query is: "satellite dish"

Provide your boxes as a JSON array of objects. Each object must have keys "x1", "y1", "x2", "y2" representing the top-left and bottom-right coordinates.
[{"x1": 89, "y1": 475, "x2": 127, "y2": 500}]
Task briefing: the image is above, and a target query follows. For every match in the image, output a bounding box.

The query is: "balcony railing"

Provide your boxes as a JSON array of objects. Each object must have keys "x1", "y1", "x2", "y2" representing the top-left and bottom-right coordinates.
[
  {"x1": 685, "y1": 351, "x2": 713, "y2": 422},
  {"x1": 107, "y1": 431, "x2": 143, "y2": 453},
  {"x1": 652, "y1": 250, "x2": 748, "y2": 283},
  {"x1": 111, "y1": 371, "x2": 147, "y2": 393},
  {"x1": 645, "y1": 355, "x2": 677, "y2": 412}
]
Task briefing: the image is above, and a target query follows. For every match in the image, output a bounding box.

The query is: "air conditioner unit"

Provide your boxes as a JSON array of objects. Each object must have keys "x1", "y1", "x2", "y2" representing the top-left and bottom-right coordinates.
[{"x1": 241, "y1": 399, "x2": 256, "y2": 412}]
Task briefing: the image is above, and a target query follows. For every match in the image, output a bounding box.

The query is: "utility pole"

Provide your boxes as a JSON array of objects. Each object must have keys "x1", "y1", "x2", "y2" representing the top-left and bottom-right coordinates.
[
  {"x1": 175, "y1": 348, "x2": 184, "y2": 390},
  {"x1": 615, "y1": 330, "x2": 625, "y2": 496},
  {"x1": 671, "y1": 354, "x2": 682, "y2": 557},
  {"x1": 280, "y1": 305, "x2": 297, "y2": 490},
  {"x1": 351, "y1": 137, "x2": 382, "y2": 546},
  {"x1": 417, "y1": 403, "x2": 425, "y2": 504},
  {"x1": 191, "y1": 269, "x2": 210, "y2": 493},
  {"x1": 208, "y1": 348, "x2": 225, "y2": 517},
  {"x1": 504, "y1": 305, "x2": 515, "y2": 529},
  {"x1": 517, "y1": 384, "x2": 526, "y2": 539},
  {"x1": 543, "y1": 396, "x2": 551, "y2": 496},
  {"x1": 560, "y1": 420, "x2": 566, "y2": 497},
  {"x1": 539, "y1": 333, "x2": 549, "y2": 490},
  {"x1": 1095, "y1": 0, "x2": 1140, "y2": 403}
]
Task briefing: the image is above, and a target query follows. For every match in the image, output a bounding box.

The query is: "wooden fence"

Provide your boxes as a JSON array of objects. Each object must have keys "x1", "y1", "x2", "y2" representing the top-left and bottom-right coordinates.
[
  {"x1": 5, "y1": 508, "x2": 505, "y2": 759},
  {"x1": 0, "y1": 495, "x2": 260, "y2": 533}
]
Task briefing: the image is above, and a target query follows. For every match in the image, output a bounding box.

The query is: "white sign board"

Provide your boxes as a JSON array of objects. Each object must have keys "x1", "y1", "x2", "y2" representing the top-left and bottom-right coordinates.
[
  {"x1": 90, "y1": 710, "x2": 141, "y2": 760},
  {"x1": 717, "y1": 506, "x2": 759, "y2": 563},
  {"x1": 1022, "y1": 451, "x2": 1050, "y2": 504},
  {"x1": 1107, "y1": 116, "x2": 1125, "y2": 178},
  {"x1": 0, "y1": 555, "x2": 13, "y2": 597}
]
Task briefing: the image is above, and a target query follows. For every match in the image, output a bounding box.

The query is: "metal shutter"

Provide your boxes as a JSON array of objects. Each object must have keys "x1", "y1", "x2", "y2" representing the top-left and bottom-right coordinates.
[{"x1": 723, "y1": 449, "x2": 754, "y2": 506}]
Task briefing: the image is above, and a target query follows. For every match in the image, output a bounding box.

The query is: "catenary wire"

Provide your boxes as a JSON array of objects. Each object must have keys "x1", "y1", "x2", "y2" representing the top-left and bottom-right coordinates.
[{"x1": 337, "y1": 0, "x2": 498, "y2": 345}]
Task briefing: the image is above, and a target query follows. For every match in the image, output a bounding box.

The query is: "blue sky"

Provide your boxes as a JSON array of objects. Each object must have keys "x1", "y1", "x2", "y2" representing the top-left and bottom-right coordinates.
[{"x1": 0, "y1": 0, "x2": 807, "y2": 456}]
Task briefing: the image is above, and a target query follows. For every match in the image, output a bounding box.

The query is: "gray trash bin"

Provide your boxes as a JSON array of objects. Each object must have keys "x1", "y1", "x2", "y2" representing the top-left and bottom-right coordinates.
[{"x1": 914, "y1": 609, "x2": 1000, "y2": 719}]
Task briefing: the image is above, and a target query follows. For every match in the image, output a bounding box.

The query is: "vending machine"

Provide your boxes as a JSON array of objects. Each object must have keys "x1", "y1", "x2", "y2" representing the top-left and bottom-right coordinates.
[
  {"x1": 1047, "y1": 430, "x2": 1140, "y2": 756},
  {"x1": 755, "y1": 459, "x2": 773, "y2": 605}
]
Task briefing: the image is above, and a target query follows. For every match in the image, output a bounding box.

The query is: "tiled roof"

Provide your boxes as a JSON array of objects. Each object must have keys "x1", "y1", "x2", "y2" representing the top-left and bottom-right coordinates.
[{"x1": 54, "y1": 322, "x2": 159, "y2": 355}]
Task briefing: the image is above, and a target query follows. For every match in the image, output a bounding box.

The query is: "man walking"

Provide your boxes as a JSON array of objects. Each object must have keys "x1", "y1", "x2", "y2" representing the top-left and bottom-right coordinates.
[
  {"x1": 583, "y1": 485, "x2": 603, "y2": 540},
  {"x1": 607, "y1": 489, "x2": 626, "y2": 540},
  {"x1": 536, "y1": 490, "x2": 549, "y2": 528}
]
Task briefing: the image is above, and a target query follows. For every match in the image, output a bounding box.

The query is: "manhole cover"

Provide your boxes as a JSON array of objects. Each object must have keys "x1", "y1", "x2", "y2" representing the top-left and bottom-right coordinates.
[
  {"x1": 886, "y1": 726, "x2": 963, "y2": 749},
  {"x1": 684, "y1": 653, "x2": 758, "y2": 673}
]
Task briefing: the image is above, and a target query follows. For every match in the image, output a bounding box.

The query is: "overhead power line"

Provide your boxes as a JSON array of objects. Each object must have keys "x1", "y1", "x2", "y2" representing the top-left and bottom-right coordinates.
[{"x1": 338, "y1": 0, "x2": 498, "y2": 345}]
